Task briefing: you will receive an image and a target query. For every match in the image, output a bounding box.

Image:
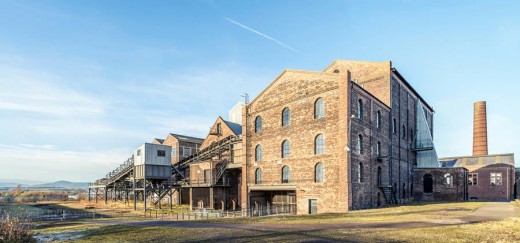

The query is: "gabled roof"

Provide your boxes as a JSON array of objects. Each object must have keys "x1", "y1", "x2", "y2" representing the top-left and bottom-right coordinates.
[
  {"x1": 169, "y1": 133, "x2": 204, "y2": 144},
  {"x1": 152, "y1": 138, "x2": 165, "y2": 144},
  {"x1": 223, "y1": 120, "x2": 242, "y2": 135}
]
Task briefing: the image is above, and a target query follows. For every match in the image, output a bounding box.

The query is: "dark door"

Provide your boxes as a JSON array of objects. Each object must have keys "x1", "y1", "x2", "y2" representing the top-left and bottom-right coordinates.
[{"x1": 309, "y1": 199, "x2": 317, "y2": 214}]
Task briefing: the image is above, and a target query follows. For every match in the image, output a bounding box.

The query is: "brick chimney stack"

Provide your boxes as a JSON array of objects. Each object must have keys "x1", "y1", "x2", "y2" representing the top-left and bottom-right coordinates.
[{"x1": 473, "y1": 101, "x2": 488, "y2": 156}]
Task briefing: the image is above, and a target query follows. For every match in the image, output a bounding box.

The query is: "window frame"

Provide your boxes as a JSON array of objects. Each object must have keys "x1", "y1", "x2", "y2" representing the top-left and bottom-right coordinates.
[
  {"x1": 255, "y1": 145, "x2": 262, "y2": 162},
  {"x1": 282, "y1": 165, "x2": 290, "y2": 183},
  {"x1": 315, "y1": 162, "x2": 324, "y2": 183},
  {"x1": 182, "y1": 147, "x2": 192, "y2": 157},
  {"x1": 468, "y1": 173, "x2": 478, "y2": 185},
  {"x1": 357, "y1": 134, "x2": 363, "y2": 154},
  {"x1": 255, "y1": 116, "x2": 262, "y2": 133},
  {"x1": 255, "y1": 168, "x2": 262, "y2": 184},
  {"x1": 444, "y1": 173, "x2": 454, "y2": 188},
  {"x1": 490, "y1": 172, "x2": 502, "y2": 186},
  {"x1": 157, "y1": 150, "x2": 166, "y2": 157},
  {"x1": 314, "y1": 98, "x2": 325, "y2": 119},
  {"x1": 282, "y1": 107, "x2": 290, "y2": 127},
  {"x1": 358, "y1": 162, "x2": 363, "y2": 183},
  {"x1": 315, "y1": 134, "x2": 325, "y2": 155},
  {"x1": 376, "y1": 110, "x2": 381, "y2": 128},
  {"x1": 281, "y1": 140, "x2": 290, "y2": 158},
  {"x1": 357, "y1": 99, "x2": 363, "y2": 119}
]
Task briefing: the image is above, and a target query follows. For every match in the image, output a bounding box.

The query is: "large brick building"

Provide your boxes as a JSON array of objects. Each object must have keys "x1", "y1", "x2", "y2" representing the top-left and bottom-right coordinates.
[{"x1": 241, "y1": 60, "x2": 439, "y2": 214}]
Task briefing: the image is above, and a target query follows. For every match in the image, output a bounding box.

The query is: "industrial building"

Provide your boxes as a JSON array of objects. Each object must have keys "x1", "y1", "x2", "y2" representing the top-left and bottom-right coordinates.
[
  {"x1": 89, "y1": 60, "x2": 518, "y2": 215},
  {"x1": 439, "y1": 101, "x2": 517, "y2": 201}
]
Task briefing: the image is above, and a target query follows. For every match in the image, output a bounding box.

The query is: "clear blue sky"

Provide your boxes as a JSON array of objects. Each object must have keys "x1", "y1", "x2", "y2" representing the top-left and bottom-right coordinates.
[{"x1": 0, "y1": 0, "x2": 518, "y2": 182}]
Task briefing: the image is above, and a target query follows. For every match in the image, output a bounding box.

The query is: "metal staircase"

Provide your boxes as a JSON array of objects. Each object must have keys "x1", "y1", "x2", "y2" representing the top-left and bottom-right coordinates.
[
  {"x1": 91, "y1": 157, "x2": 134, "y2": 187},
  {"x1": 379, "y1": 185, "x2": 397, "y2": 205},
  {"x1": 173, "y1": 135, "x2": 241, "y2": 183},
  {"x1": 213, "y1": 159, "x2": 230, "y2": 185}
]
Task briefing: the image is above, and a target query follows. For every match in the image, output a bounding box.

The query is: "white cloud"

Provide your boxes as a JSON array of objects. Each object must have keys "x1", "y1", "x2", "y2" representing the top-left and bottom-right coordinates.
[
  {"x1": 0, "y1": 144, "x2": 129, "y2": 182},
  {"x1": 0, "y1": 66, "x2": 105, "y2": 117}
]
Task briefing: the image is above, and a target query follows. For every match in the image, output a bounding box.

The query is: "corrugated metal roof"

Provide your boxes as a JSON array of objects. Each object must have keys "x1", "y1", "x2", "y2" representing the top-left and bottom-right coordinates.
[
  {"x1": 439, "y1": 153, "x2": 515, "y2": 171},
  {"x1": 169, "y1": 133, "x2": 204, "y2": 144}
]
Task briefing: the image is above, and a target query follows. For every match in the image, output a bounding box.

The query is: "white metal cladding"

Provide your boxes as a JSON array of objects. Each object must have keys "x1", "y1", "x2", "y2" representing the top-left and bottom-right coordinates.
[{"x1": 133, "y1": 143, "x2": 172, "y2": 166}]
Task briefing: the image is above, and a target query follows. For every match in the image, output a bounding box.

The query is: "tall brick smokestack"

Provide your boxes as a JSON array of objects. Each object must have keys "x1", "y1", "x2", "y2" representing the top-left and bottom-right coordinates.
[{"x1": 473, "y1": 101, "x2": 488, "y2": 156}]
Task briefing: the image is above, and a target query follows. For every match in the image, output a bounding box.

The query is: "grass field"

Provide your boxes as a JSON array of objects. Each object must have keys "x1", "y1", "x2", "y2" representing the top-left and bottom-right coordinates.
[{"x1": 30, "y1": 200, "x2": 520, "y2": 242}]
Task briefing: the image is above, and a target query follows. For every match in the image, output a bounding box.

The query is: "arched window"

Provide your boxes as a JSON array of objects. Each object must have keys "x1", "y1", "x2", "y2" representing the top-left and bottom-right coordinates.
[
  {"x1": 424, "y1": 174, "x2": 433, "y2": 193},
  {"x1": 315, "y1": 162, "x2": 324, "y2": 183},
  {"x1": 255, "y1": 145, "x2": 262, "y2": 162},
  {"x1": 282, "y1": 166, "x2": 290, "y2": 183},
  {"x1": 377, "y1": 166, "x2": 382, "y2": 186},
  {"x1": 255, "y1": 168, "x2": 262, "y2": 184},
  {"x1": 358, "y1": 162, "x2": 363, "y2": 183},
  {"x1": 376, "y1": 141, "x2": 381, "y2": 157},
  {"x1": 376, "y1": 110, "x2": 381, "y2": 128},
  {"x1": 357, "y1": 134, "x2": 363, "y2": 154},
  {"x1": 315, "y1": 134, "x2": 325, "y2": 155},
  {"x1": 281, "y1": 140, "x2": 290, "y2": 158},
  {"x1": 255, "y1": 116, "x2": 262, "y2": 133},
  {"x1": 314, "y1": 98, "x2": 325, "y2": 119},
  {"x1": 282, "y1": 108, "x2": 290, "y2": 127},
  {"x1": 444, "y1": 173, "x2": 453, "y2": 188},
  {"x1": 357, "y1": 99, "x2": 363, "y2": 119},
  {"x1": 402, "y1": 124, "x2": 406, "y2": 139},
  {"x1": 392, "y1": 118, "x2": 397, "y2": 134}
]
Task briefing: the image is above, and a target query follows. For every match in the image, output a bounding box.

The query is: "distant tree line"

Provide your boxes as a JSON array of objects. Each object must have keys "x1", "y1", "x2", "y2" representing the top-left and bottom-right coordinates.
[{"x1": 0, "y1": 185, "x2": 83, "y2": 203}]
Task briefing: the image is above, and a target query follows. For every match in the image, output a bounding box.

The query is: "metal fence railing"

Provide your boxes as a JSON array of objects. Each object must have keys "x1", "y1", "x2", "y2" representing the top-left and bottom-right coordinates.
[{"x1": 143, "y1": 204, "x2": 296, "y2": 221}]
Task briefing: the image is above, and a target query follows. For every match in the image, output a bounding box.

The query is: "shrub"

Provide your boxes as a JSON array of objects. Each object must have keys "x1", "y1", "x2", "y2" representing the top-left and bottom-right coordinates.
[{"x1": 0, "y1": 213, "x2": 34, "y2": 242}]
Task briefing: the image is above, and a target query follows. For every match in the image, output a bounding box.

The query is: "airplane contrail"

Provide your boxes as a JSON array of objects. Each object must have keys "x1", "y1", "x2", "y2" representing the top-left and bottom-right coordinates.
[{"x1": 224, "y1": 17, "x2": 299, "y2": 53}]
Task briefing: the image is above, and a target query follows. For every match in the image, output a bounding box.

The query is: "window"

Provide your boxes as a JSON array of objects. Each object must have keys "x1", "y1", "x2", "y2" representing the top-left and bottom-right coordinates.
[
  {"x1": 468, "y1": 173, "x2": 478, "y2": 185},
  {"x1": 377, "y1": 166, "x2": 382, "y2": 186},
  {"x1": 358, "y1": 162, "x2": 363, "y2": 183},
  {"x1": 402, "y1": 183, "x2": 406, "y2": 199},
  {"x1": 255, "y1": 116, "x2": 262, "y2": 133},
  {"x1": 315, "y1": 163, "x2": 324, "y2": 183},
  {"x1": 490, "y1": 173, "x2": 502, "y2": 186},
  {"x1": 281, "y1": 140, "x2": 290, "y2": 158},
  {"x1": 157, "y1": 150, "x2": 166, "y2": 157},
  {"x1": 255, "y1": 168, "x2": 262, "y2": 184},
  {"x1": 216, "y1": 123, "x2": 222, "y2": 135},
  {"x1": 376, "y1": 111, "x2": 381, "y2": 128},
  {"x1": 282, "y1": 166, "x2": 290, "y2": 183},
  {"x1": 282, "y1": 108, "x2": 290, "y2": 126},
  {"x1": 444, "y1": 173, "x2": 453, "y2": 188},
  {"x1": 183, "y1": 147, "x2": 192, "y2": 157},
  {"x1": 255, "y1": 145, "x2": 262, "y2": 162},
  {"x1": 357, "y1": 135, "x2": 363, "y2": 154},
  {"x1": 315, "y1": 134, "x2": 325, "y2": 155},
  {"x1": 392, "y1": 118, "x2": 397, "y2": 134},
  {"x1": 402, "y1": 124, "x2": 406, "y2": 139},
  {"x1": 171, "y1": 147, "x2": 176, "y2": 157},
  {"x1": 376, "y1": 141, "x2": 381, "y2": 157},
  {"x1": 357, "y1": 99, "x2": 363, "y2": 119},
  {"x1": 136, "y1": 149, "x2": 141, "y2": 156},
  {"x1": 314, "y1": 98, "x2": 325, "y2": 119},
  {"x1": 410, "y1": 129, "x2": 414, "y2": 142},
  {"x1": 423, "y1": 174, "x2": 433, "y2": 193}
]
